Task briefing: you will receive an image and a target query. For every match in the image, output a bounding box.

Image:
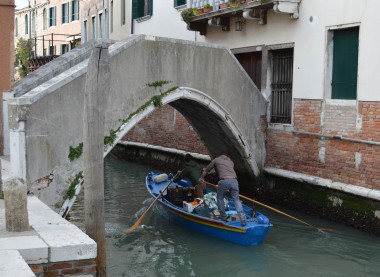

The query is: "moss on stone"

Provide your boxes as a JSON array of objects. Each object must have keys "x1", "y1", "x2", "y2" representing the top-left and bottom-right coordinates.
[
  {"x1": 340, "y1": 194, "x2": 374, "y2": 214},
  {"x1": 64, "y1": 171, "x2": 83, "y2": 200}
]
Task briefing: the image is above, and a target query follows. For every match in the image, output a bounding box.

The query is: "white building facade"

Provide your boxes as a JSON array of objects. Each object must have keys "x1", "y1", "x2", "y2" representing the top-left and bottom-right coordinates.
[
  {"x1": 14, "y1": 0, "x2": 81, "y2": 58},
  {"x1": 123, "y1": 0, "x2": 380, "y2": 193}
]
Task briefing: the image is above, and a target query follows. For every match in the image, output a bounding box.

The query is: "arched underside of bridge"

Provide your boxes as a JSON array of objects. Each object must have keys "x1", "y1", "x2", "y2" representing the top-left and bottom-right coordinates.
[
  {"x1": 8, "y1": 35, "x2": 268, "y2": 203},
  {"x1": 105, "y1": 87, "x2": 261, "y2": 178}
]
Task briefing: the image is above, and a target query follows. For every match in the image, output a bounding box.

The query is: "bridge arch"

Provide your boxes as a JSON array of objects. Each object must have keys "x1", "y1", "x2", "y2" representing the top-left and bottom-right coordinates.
[
  {"x1": 106, "y1": 87, "x2": 259, "y2": 177},
  {"x1": 8, "y1": 35, "x2": 268, "y2": 206}
]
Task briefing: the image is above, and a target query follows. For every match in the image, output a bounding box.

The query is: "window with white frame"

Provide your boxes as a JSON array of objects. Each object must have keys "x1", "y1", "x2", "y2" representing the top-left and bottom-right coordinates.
[
  {"x1": 25, "y1": 14, "x2": 28, "y2": 34},
  {"x1": 326, "y1": 26, "x2": 359, "y2": 100},
  {"x1": 99, "y1": 13, "x2": 103, "y2": 38},
  {"x1": 174, "y1": 0, "x2": 186, "y2": 7},
  {"x1": 61, "y1": 44, "x2": 69, "y2": 54},
  {"x1": 83, "y1": 20, "x2": 87, "y2": 43},
  {"x1": 62, "y1": 3, "x2": 69, "y2": 24},
  {"x1": 132, "y1": 0, "x2": 153, "y2": 19},
  {"x1": 270, "y1": 48, "x2": 294, "y2": 124},
  {"x1": 15, "y1": 18, "x2": 18, "y2": 36},
  {"x1": 49, "y1": 7, "x2": 56, "y2": 27},
  {"x1": 71, "y1": 0, "x2": 79, "y2": 21},
  {"x1": 31, "y1": 11, "x2": 36, "y2": 34},
  {"x1": 92, "y1": 16, "x2": 96, "y2": 39}
]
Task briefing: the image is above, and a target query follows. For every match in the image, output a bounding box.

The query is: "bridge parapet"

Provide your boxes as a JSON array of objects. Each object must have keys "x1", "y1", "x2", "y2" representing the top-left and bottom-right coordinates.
[{"x1": 9, "y1": 35, "x2": 268, "y2": 208}]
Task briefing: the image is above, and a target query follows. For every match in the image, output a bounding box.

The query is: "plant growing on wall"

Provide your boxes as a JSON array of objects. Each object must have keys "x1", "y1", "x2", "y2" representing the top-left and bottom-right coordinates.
[
  {"x1": 64, "y1": 171, "x2": 83, "y2": 200},
  {"x1": 15, "y1": 38, "x2": 32, "y2": 78},
  {"x1": 68, "y1": 80, "x2": 178, "y2": 161}
]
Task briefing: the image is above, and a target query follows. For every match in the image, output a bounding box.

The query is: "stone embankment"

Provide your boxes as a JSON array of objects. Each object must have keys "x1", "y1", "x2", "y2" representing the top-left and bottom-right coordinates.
[{"x1": 0, "y1": 157, "x2": 97, "y2": 277}]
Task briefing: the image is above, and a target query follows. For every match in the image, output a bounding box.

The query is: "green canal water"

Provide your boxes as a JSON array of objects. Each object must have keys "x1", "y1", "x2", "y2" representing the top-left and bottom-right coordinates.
[{"x1": 69, "y1": 155, "x2": 380, "y2": 276}]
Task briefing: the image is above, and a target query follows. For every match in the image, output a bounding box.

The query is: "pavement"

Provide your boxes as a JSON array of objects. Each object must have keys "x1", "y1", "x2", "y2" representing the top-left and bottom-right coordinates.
[{"x1": 0, "y1": 156, "x2": 97, "y2": 277}]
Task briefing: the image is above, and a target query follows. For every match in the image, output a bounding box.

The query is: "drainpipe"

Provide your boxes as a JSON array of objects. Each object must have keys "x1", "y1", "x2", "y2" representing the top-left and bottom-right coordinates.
[{"x1": 292, "y1": 130, "x2": 380, "y2": 146}]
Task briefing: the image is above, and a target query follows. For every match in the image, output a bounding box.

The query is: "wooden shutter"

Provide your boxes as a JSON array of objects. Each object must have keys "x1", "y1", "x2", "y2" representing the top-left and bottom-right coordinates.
[
  {"x1": 148, "y1": 0, "x2": 153, "y2": 16},
  {"x1": 132, "y1": 0, "x2": 144, "y2": 19},
  {"x1": 331, "y1": 27, "x2": 359, "y2": 100},
  {"x1": 174, "y1": 0, "x2": 186, "y2": 6}
]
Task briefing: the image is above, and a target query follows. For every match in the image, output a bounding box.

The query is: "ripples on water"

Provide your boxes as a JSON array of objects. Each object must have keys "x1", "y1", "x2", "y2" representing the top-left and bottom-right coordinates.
[{"x1": 69, "y1": 155, "x2": 380, "y2": 277}]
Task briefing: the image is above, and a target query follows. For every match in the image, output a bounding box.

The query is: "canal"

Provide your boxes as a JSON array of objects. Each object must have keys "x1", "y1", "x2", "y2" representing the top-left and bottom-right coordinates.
[{"x1": 69, "y1": 155, "x2": 380, "y2": 276}]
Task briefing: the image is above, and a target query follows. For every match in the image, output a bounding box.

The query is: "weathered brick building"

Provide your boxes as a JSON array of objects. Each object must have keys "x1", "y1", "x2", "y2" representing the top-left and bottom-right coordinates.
[{"x1": 0, "y1": 0, "x2": 15, "y2": 155}]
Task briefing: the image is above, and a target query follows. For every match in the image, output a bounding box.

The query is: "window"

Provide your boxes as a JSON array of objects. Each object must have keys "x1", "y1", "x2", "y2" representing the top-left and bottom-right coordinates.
[
  {"x1": 25, "y1": 14, "x2": 28, "y2": 35},
  {"x1": 110, "y1": 0, "x2": 113, "y2": 32},
  {"x1": 49, "y1": 45, "x2": 56, "y2": 55},
  {"x1": 174, "y1": 0, "x2": 186, "y2": 7},
  {"x1": 43, "y1": 48, "x2": 47, "y2": 56},
  {"x1": 235, "y1": 52, "x2": 262, "y2": 90},
  {"x1": 62, "y1": 3, "x2": 69, "y2": 24},
  {"x1": 49, "y1": 7, "x2": 56, "y2": 27},
  {"x1": 71, "y1": 0, "x2": 79, "y2": 21},
  {"x1": 330, "y1": 27, "x2": 359, "y2": 100},
  {"x1": 43, "y1": 8, "x2": 47, "y2": 30},
  {"x1": 31, "y1": 11, "x2": 35, "y2": 34},
  {"x1": 15, "y1": 18, "x2": 18, "y2": 36},
  {"x1": 99, "y1": 13, "x2": 103, "y2": 38},
  {"x1": 270, "y1": 48, "x2": 294, "y2": 124},
  {"x1": 83, "y1": 20, "x2": 87, "y2": 43},
  {"x1": 91, "y1": 16, "x2": 96, "y2": 39},
  {"x1": 61, "y1": 44, "x2": 69, "y2": 54},
  {"x1": 121, "y1": 0, "x2": 126, "y2": 25},
  {"x1": 132, "y1": 0, "x2": 153, "y2": 19}
]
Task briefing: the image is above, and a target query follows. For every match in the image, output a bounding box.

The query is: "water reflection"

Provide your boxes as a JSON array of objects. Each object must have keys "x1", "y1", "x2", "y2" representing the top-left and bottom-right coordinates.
[{"x1": 69, "y1": 155, "x2": 380, "y2": 277}]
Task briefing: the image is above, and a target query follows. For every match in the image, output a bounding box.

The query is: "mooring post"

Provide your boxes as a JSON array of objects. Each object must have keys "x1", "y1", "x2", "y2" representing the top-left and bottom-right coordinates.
[
  {"x1": 3, "y1": 177, "x2": 30, "y2": 232},
  {"x1": 83, "y1": 43, "x2": 110, "y2": 277}
]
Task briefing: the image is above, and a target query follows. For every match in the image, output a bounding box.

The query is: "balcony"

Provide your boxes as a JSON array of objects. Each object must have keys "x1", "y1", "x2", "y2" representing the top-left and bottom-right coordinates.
[{"x1": 184, "y1": 0, "x2": 302, "y2": 35}]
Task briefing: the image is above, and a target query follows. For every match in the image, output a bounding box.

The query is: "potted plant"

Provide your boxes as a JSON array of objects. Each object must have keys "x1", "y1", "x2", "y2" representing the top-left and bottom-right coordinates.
[
  {"x1": 197, "y1": 7, "x2": 204, "y2": 14},
  {"x1": 203, "y1": 3, "x2": 213, "y2": 13},
  {"x1": 228, "y1": 0, "x2": 242, "y2": 8},
  {"x1": 220, "y1": 1, "x2": 229, "y2": 9},
  {"x1": 181, "y1": 8, "x2": 194, "y2": 23}
]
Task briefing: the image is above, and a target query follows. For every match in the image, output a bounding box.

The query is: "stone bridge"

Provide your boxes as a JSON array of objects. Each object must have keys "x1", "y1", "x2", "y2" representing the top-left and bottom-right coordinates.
[{"x1": 8, "y1": 35, "x2": 268, "y2": 206}]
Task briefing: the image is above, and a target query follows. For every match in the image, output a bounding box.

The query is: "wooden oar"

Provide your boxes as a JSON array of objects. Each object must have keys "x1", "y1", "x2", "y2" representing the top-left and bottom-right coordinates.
[
  {"x1": 126, "y1": 173, "x2": 179, "y2": 234},
  {"x1": 204, "y1": 181, "x2": 333, "y2": 233}
]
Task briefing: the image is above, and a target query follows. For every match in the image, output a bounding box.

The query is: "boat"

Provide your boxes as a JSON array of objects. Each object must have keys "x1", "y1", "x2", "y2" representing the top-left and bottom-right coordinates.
[{"x1": 146, "y1": 171, "x2": 273, "y2": 246}]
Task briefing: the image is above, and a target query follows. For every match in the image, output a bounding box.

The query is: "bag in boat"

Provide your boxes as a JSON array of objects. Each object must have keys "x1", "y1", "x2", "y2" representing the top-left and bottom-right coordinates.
[{"x1": 167, "y1": 186, "x2": 195, "y2": 207}]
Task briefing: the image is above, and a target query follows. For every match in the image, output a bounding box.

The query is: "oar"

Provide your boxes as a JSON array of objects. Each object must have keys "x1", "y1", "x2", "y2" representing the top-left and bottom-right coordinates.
[
  {"x1": 126, "y1": 173, "x2": 179, "y2": 234},
  {"x1": 204, "y1": 181, "x2": 333, "y2": 233}
]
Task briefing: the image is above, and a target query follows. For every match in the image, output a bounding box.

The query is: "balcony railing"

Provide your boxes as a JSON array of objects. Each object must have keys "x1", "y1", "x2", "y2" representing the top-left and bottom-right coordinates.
[{"x1": 185, "y1": 0, "x2": 302, "y2": 35}]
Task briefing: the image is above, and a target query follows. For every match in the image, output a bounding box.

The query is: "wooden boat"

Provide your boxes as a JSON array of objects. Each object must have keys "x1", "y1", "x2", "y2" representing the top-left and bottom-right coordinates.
[{"x1": 146, "y1": 172, "x2": 273, "y2": 246}]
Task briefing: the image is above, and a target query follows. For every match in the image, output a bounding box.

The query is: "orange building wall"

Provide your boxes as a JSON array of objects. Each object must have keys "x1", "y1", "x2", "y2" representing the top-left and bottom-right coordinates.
[{"x1": 0, "y1": 0, "x2": 15, "y2": 154}]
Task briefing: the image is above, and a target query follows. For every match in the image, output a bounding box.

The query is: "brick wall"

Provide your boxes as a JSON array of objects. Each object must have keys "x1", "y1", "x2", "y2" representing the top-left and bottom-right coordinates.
[
  {"x1": 267, "y1": 99, "x2": 380, "y2": 190},
  {"x1": 29, "y1": 259, "x2": 96, "y2": 276},
  {"x1": 124, "y1": 105, "x2": 208, "y2": 155},
  {"x1": 123, "y1": 100, "x2": 380, "y2": 190},
  {"x1": 0, "y1": 0, "x2": 14, "y2": 155}
]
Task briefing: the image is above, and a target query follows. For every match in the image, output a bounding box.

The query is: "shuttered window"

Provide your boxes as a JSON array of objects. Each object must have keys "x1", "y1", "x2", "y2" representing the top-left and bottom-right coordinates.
[
  {"x1": 174, "y1": 0, "x2": 186, "y2": 6},
  {"x1": 132, "y1": 0, "x2": 153, "y2": 19},
  {"x1": 331, "y1": 27, "x2": 359, "y2": 100}
]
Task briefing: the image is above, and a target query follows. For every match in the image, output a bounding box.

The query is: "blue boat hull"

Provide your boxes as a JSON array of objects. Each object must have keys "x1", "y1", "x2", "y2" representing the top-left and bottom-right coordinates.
[{"x1": 146, "y1": 172, "x2": 272, "y2": 246}]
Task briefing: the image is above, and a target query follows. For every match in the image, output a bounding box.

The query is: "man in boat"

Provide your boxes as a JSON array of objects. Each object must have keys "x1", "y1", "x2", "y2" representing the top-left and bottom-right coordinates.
[
  {"x1": 173, "y1": 154, "x2": 206, "y2": 198},
  {"x1": 199, "y1": 153, "x2": 247, "y2": 226}
]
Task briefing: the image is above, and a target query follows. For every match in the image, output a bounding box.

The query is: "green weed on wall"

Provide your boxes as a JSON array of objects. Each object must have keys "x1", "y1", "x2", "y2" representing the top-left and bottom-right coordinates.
[{"x1": 68, "y1": 80, "x2": 177, "y2": 161}]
